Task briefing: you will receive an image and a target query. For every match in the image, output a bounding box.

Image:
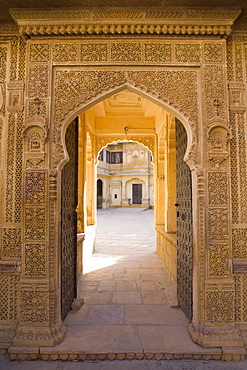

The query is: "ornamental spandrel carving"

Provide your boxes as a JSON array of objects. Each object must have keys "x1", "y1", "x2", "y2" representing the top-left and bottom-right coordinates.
[
  {"x1": 205, "y1": 283, "x2": 235, "y2": 324},
  {"x1": 53, "y1": 68, "x2": 198, "y2": 167}
]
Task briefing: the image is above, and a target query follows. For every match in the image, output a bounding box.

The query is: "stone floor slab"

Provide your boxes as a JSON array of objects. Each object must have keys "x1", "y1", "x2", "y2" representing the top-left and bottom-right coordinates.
[
  {"x1": 40, "y1": 326, "x2": 143, "y2": 354},
  {"x1": 112, "y1": 291, "x2": 142, "y2": 304},
  {"x1": 81, "y1": 305, "x2": 124, "y2": 325}
]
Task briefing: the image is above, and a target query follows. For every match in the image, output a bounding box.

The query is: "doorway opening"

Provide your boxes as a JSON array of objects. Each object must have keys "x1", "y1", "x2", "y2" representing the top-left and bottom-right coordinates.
[{"x1": 60, "y1": 88, "x2": 193, "y2": 327}]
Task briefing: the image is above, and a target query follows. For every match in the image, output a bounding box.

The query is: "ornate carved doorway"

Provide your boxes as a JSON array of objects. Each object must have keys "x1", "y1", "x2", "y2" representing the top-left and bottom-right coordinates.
[
  {"x1": 61, "y1": 118, "x2": 78, "y2": 320},
  {"x1": 176, "y1": 118, "x2": 193, "y2": 321}
]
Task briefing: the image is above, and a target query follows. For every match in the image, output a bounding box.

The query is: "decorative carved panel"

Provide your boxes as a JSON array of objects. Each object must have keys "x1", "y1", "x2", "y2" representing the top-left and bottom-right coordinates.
[
  {"x1": 20, "y1": 283, "x2": 49, "y2": 323},
  {"x1": 176, "y1": 118, "x2": 193, "y2": 321},
  {"x1": 2, "y1": 227, "x2": 21, "y2": 259},
  {"x1": 0, "y1": 273, "x2": 18, "y2": 321},
  {"x1": 205, "y1": 283, "x2": 235, "y2": 324}
]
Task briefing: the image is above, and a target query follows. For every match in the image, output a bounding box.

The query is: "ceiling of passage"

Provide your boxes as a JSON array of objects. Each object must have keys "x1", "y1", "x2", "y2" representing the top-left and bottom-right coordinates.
[{"x1": 1, "y1": 1, "x2": 247, "y2": 24}]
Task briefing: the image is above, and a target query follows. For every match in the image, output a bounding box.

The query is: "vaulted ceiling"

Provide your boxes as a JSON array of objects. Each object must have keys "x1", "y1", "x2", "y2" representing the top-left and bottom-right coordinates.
[{"x1": 0, "y1": 1, "x2": 246, "y2": 25}]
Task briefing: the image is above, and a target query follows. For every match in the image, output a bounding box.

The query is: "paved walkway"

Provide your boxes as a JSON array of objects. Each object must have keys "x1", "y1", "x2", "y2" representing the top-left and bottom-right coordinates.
[{"x1": 1, "y1": 208, "x2": 247, "y2": 368}]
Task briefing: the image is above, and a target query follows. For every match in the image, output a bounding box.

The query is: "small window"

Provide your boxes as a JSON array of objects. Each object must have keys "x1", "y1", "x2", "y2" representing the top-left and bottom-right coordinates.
[
  {"x1": 98, "y1": 150, "x2": 103, "y2": 161},
  {"x1": 106, "y1": 150, "x2": 110, "y2": 163},
  {"x1": 114, "y1": 194, "x2": 117, "y2": 199},
  {"x1": 111, "y1": 152, "x2": 123, "y2": 164}
]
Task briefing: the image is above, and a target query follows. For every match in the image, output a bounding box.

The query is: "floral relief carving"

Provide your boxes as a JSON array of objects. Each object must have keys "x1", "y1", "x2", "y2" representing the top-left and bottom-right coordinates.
[
  {"x1": 203, "y1": 43, "x2": 224, "y2": 64},
  {"x1": 29, "y1": 43, "x2": 50, "y2": 63},
  {"x1": 208, "y1": 171, "x2": 228, "y2": 205},
  {"x1": 208, "y1": 208, "x2": 229, "y2": 241},
  {"x1": 24, "y1": 243, "x2": 46, "y2": 277},
  {"x1": 27, "y1": 65, "x2": 49, "y2": 99},
  {"x1": 24, "y1": 206, "x2": 46, "y2": 241},
  {"x1": 2, "y1": 227, "x2": 21, "y2": 259},
  {"x1": 205, "y1": 283, "x2": 235, "y2": 324},
  {"x1": 174, "y1": 43, "x2": 201, "y2": 63},
  {"x1": 24, "y1": 171, "x2": 47, "y2": 205},
  {"x1": 80, "y1": 43, "x2": 108, "y2": 62},
  {"x1": 0, "y1": 273, "x2": 18, "y2": 321},
  {"x1": 53, "y1": 43, "x2": 78, "y2": 63},
  {"x1": 208, "y1": 244, "x2": 230, "y2": 278},
  {"x1": 234, "y1": 274, "x2": 247, "y2": 322},
  {"x1": 144, "y1": 43, "x2": 172, "y2": 63},
  {"x1": 204, "y1": 65, "x2": 226, "y2": 120},
  {"x1": 232, "y1": 228, "x2": 247, "y2": 259},
  {"x1": 110, "y1": 42, "x2": 142, "y2": 62},
  {"x1": 20, "y1": 284, "x2": 49, "y2": 323},
  {"x1": 0, "y1": 45, "x2": 8, "y2": 116}
]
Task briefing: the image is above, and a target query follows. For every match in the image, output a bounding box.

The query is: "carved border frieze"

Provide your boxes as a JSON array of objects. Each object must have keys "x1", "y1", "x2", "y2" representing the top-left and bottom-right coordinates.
[{"x1": 9, "y1": 9, "x2": 240, "y2": 37}]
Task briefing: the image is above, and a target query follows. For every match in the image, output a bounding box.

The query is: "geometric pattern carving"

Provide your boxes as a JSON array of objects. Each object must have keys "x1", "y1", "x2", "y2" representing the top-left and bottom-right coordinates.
[
  {"x1": 0, "y1": 45, "x2": 8, "y2": 115},
  {"x1": 24, "y1": 206, "x2": 46, "y2": 241},
  {"x1": 24, "y1": 243, "x2": 46, "y2": 277},
  {"x1": 203, "y1": 43, "x2": 224, "y2": 64},
  {"x1": 29, "y1": 43, "x2": 50, "y2": 63},
  {"x1": 53, "y1": 43, "x2": 78, "y2": 63},
  {"x1": 208, "y1": 244, "x2": 230, "y2": 278},
  {"x1": 27, "y1": 100, "x2": 47, "y2": 118},
  {"x1": 110, "y1": 42, "x2": 141, "y2": 62},
  {"x1": 80, "y1": 43, "x2": 108, "y2": 62},
  {"x1": 208, "y1": 208, "x2": 229, "y2": 241},
  {"x1": 2, "y1": 227, "x2": 21, "y2": 259},
  {"x1": 0, "y1": 273, "x2": 18, "y2": 321},
  {"x1": 24, "y1": 171, "x2": 46, "y2": 205},
  {"x1": 144, "y1": 43, "x2": 172, "y2": 63},
  {"x1": 208, "y1": 171, "x2": 228, "y2": 205},
  {"x1": 234, "y1": 273, "x2": 247, "y2": 323},
  {"x1": 205, "y1": 283, "x2": 235, "y2": 324},
  {"x1": 232, "y1": 228, "x2": 247, "y2": 259},
  {"x1": 5, "y1": 114, "x2": 15, "y2": 223},
  {"x1": 204, "y1": 65, "x2": 226, "y2": 120},
  {"x1": 230, "y1": 111, "x2": 247, "y2": 224},
  {"x1": 27, "y1": 65, "x2": 49, "y2": 99},
  {"x1": 20, "y1": 284, "x2": 49, "y2": 323},
  {"x1": 174, "y1": 43, "x2": 201, "y2": 63}
]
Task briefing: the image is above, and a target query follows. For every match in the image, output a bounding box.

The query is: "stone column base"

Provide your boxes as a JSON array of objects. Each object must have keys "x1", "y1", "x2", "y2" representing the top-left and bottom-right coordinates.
[
  {"x1": 188, "y1": 322, "x2": 245, "y2": 348},
  {"x1": 12, "y1": 322, "x2": 66, "y2": 347}
]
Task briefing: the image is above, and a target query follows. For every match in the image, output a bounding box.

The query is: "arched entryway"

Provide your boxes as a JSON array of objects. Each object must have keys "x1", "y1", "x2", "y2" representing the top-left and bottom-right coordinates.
[{"x1": 60, "y1": 88, "x2": 194, "y2": 328}]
